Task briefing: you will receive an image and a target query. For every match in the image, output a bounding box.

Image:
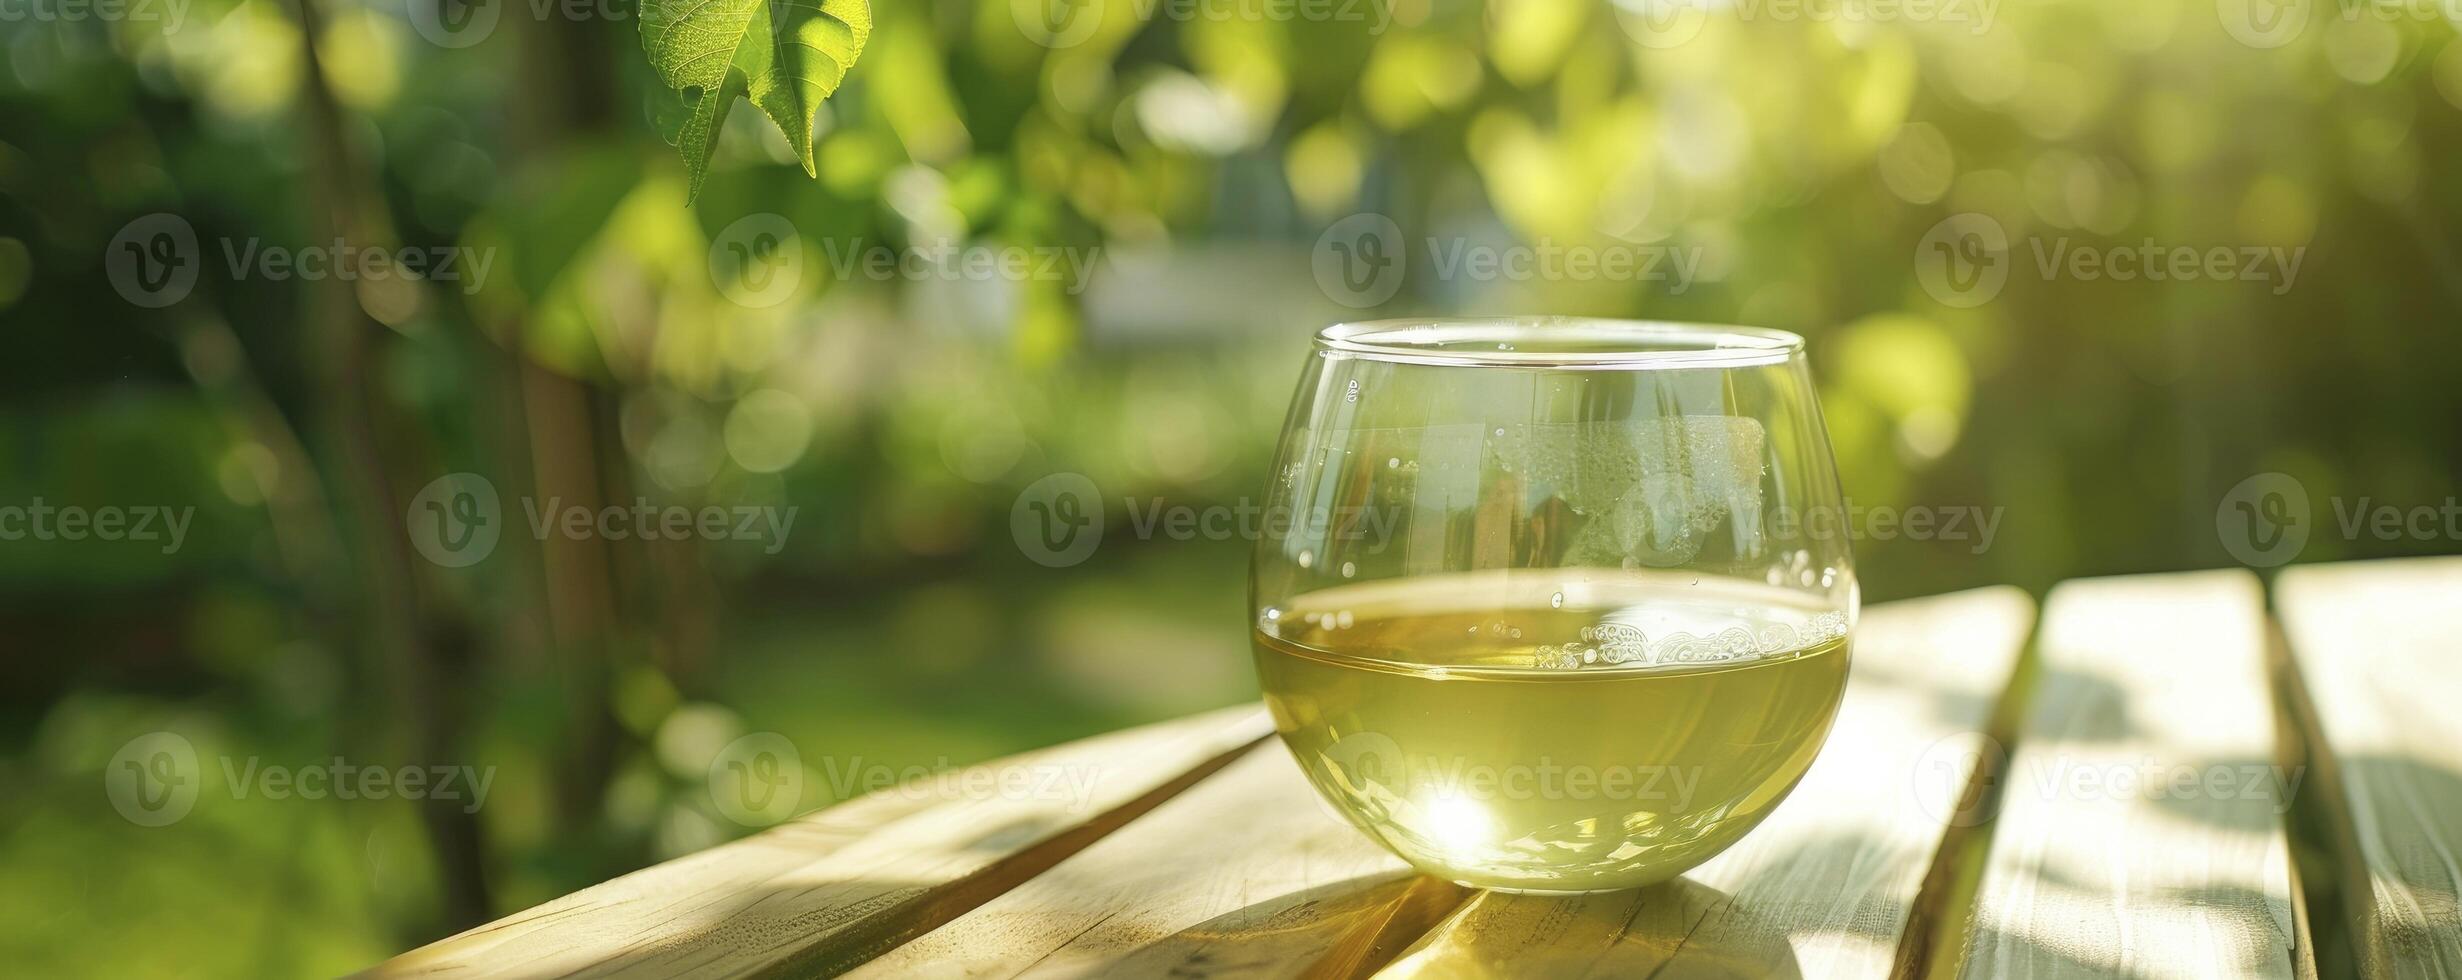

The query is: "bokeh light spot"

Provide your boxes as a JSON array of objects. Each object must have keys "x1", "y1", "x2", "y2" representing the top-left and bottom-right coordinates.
[{"x1": 726, "y1": 389, "x2": 817, "y2": 474}]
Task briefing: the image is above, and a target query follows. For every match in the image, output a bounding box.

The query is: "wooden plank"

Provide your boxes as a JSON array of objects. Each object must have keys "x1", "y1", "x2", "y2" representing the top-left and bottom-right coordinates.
[
  {"x1": 1379, "y1": 586, "x2": 2037, "y2": 978},
  {"x1": 847, "y1": 743, "x2": 1466, "y2": 979},
  {"x1": 365, "y1": 705, "x2": 1270, "y2": 978},
  {"x1": 2277, "y1": 557, "x2": 2462, "y2": 979},
  {"x1": 1964, "y1": 570, "x2": 2302, "y2": 979}
]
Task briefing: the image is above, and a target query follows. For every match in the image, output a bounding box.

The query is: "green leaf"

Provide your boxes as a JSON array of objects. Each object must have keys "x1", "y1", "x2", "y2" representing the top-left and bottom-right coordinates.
[{"x1": 640, "y1": 0, "x2": 870, "y2": 201}]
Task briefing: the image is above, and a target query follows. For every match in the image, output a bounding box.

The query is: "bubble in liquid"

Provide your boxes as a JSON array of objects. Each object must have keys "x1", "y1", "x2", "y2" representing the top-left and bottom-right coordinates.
[
  {"x1": 1298, "y1": 549, "x2": 1315, "y2": 569},
  {"x1": 1387, "y1": 457, "x2": 1400, "y2": 469},
  {"x1": 1550, "y1": 591, "x2": 1565, "y2": 609},
  {"x1": 1340, "y1": 561, "x2": 1357, "y2": 578},
  {"x1": 1336, "y1": 610, "x2": 1355, "y2": 629}
]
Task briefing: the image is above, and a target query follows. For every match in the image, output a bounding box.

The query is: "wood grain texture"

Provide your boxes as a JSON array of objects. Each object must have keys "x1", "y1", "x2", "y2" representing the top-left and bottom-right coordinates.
[
  {"x1": 1380, "y1": 586, "x2": 2037, "y2": 979},
  {"x1": 365, "y1": 705, "x2": 1270, "y2": 979},
  {"x1": 1964, "y1": 570, "x2": 2300, "y2": 979},
  {"x1": 2278, "y1": 558, "x2": 2462, "y2": 980},
  {"x1": 847, "y1": 743, "x2": 1464, "y2": 979}
]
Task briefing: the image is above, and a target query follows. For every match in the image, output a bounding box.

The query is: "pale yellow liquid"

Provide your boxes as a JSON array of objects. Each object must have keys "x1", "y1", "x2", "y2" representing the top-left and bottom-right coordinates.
[{"x1": 1254, "y1": 572, "x2": 1850, "y2": 892}]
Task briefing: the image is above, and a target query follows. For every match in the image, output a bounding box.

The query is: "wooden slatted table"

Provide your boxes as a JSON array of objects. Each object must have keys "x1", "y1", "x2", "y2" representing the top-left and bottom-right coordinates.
[{"x1": 368, "y1": 559, "x2": 2462, "y2": 979}]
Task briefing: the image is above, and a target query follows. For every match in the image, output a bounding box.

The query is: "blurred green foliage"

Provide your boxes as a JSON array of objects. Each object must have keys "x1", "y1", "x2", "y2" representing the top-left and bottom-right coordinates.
[{"x1": 1, "y1": 0, "x2": 2459, "y2": 972}]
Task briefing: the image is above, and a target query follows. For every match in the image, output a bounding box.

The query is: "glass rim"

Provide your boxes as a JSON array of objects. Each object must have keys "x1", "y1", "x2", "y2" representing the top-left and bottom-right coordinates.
[{"x1": 1315, "y1": 317, "x2": 1806, "y2": 369}]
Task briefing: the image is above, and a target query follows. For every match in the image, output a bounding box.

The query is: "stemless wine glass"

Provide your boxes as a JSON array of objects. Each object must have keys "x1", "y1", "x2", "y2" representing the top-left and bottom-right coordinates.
[{"x1": 1249, "y1": 317, "x2": 1858, "y2": 893}]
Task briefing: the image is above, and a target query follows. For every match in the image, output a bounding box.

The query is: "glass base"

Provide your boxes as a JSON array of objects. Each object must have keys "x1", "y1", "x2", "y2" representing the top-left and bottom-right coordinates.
[{"x1": 1457, "y1": 881, "x2": 1645, "y2": 896}]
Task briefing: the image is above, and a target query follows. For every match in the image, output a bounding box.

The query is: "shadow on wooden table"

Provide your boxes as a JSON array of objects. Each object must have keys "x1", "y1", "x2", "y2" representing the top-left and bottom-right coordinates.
[
  {"x1": 1377, "y1": 876, "x2": 1805, "y2": 979},
  {"x1": 1880, "y1": 658, "x2": 2150, "y2": 748},
  {"x1": 1102, "y1": 871, "x2": 1456, "y2": 976},
  {"x1": 1008, "y1": 869, "x2": 1803, "y2": 978}
]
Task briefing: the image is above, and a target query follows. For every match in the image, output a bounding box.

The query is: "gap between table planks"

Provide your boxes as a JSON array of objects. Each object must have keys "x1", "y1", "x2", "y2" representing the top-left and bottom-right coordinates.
[
  {"x1": 1961, "y1": 570, "x2": 2306, "y2": 980},
  {"x1": 2276, "y1": 557, "x2": 2462, "y2": 980}
]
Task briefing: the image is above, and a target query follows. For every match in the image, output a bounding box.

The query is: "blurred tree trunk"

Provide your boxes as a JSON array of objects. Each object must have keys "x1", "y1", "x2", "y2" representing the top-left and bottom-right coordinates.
[
  {"x1": 284, "y1": 0, "x2": 491, "y2": 929},
  {"x1": 513, "y1": 363, "x2": 627, "y2": 831},
  {"x1": 498, "y1": 18, "x2": 635, "y2": 857}
]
